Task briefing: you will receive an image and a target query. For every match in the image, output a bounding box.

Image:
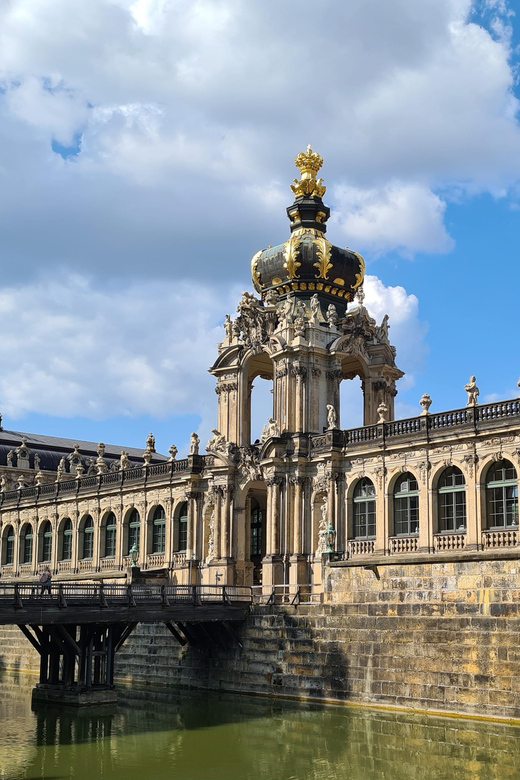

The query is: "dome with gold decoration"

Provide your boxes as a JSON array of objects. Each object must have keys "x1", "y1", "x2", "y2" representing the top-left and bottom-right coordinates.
[{"x1": 251, "y1": 146, "x2": 365, "y2": 312}]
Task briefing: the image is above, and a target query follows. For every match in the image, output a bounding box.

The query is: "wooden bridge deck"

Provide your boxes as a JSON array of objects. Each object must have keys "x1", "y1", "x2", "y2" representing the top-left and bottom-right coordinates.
[{"x1": 0, "y1": 583, "x2": 252, "y2": 625}]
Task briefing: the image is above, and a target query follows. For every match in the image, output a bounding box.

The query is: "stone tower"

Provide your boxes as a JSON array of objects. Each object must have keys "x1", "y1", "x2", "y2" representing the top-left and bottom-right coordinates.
[{"x1": 210, "y1": 146, "x2": 403, "y2": 446}]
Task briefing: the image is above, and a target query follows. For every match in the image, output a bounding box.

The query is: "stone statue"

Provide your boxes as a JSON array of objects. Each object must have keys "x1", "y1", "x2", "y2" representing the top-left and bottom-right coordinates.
[
  {"x1": 6, "y1": 450, "x2": 13, "y2": 467},
  {"x1": 419, "y1": 393, "x2": 432, "y2": 415},
  {"x1": 96, "y1": 452, "x2": 108, "y2": 474},
  {"x1": 189, "y1": 432, "x2": 200, "y2": 455},
  {"x1": 146, "y1": 432, "x2": 156, "y2": 452},
  {"x1": 376, "y1": 314, "x2": 390, "y2": 343},
  {"x1": 377, "y1": 402, "x2": 388, "y2": 423},
  {"x1": 267, "y1": 417, "x2": 280, "y2": 438},
  {"x1": 223, "y1": 314, "x2": 233, "y2": 340},
  {"x1": 142, "y1": 449, "x2": 152, "y2": 465},
  {"x1": 206, "y1": 429, "x2": 231, "y2": 455},
  {"x1": 264, "y1": 289, "x2": 278, "y2": 306},
  {"x1": 97, "y1": 442, "x2": 106, "y2": 458},
  {"x1": 0, "y1": 474, "x2": 8, "y2": 491},
  {"x1": 317, "y1": 497, "x2": 328, "y2": 554},
  {"x1": 57, "y1": 457, "x2": 67, "y2": 479},
  {"x1": 310, "y1": 294, "x2": 321, "y2": 323},
  {"x1": 168, "y1": 444, "x2": 178, "y2": 461},
  {"x1": 33, "y1": 452, "x2": 41, "y2": 471},
  {"x1": 207, "y1": 509, "x2": 215, "y2": 560},
  {"x1": 356, "y1": 285, "x2": 365, "y2": 307},
  {"x1": 86, "y1": 456, "x2": 97, "y2": 475},
  {"x1": 35, "y1": 470, "x2": 45, "y2": 486},
  {"x1": 464, "y1": 376, "x2": 479, "y2": 406},
  {"x1": 326, "y1": 304, "x2": 338, "y2": 327},
  {"x1": 326, "y1": 404, "x2": 338, "y2": 429},
  {"x1": 279, "y1": 296, "x2": 294, "y2": 326},
  {"x1": 16, "y1": 474, "x2": 25, "y2": 489},
  {"x1": 120, "y1": 450, "x2": 131, "y2": 470}
]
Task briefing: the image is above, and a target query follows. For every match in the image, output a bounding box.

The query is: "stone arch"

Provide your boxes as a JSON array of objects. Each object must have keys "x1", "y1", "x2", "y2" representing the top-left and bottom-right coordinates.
[
  {"x1": 432, "y1": 464, "x2": 467, "y2": 534},
  {"x1": 388, "y1": 470, "x2": 420, "y2": 538},
  {"x1": 2, "y1": 522, "x2": 15, "y2": 566},
  {"x1": 147, "y1": 503, "x2": 166, "y2": 554},
  {"x1": 480, "y1": 457, "x2": 518, "y2": 531},
  {"x1": 57, "y1": 516, "x2": 73, "y2": 561},
  {"x1": 348, "y1": 476, "x2": 376, "y2": 541},
  {"x1": 171, "y1": 500, "x2": 187, "y2": 554},
  {"x1": 100, "y1": 509, "x2": 117, "y2": 558},
  {"x1": 78, "y1": 513, "x2": 94, "y2": 560},
  {"x1": 38, "y1": 518, "x2": 53, "y2": 563},
  {"x1": 19, "y1": 521, "x2": 34, "y2": 565},
  {"x1": 239, "y1": 347, "x2": 275, "y2": 445}
]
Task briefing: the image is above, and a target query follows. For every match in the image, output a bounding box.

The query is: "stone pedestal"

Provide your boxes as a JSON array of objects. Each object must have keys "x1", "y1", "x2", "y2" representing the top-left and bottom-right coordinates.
[
  {"x1": 204, "y1": 558, "x2": 236, "y2": 586},
  {"x1": 32, "y1": 685, "x2": 117, "y2": 707},
  {"x1": 261, "y1": 554, "x2": 283, "y2": 594},
  {"x1": 288, "y1": 554, "x2": 309, "y2": 593}
]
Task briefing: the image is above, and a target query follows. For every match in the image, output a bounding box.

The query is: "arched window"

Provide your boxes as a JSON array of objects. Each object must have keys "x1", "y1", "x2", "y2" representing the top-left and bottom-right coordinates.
[
  {"x1": 352, "y1": 478, "x2": 376, "y2": 539},
  {"x1": 3, "y1": 525, "x2": 15, "y2": 565},
  {"x1": 42, "y1": 521, "x2": 52, "y2": 562},
  {"x1": 393, "y1": 473, "x2": 419, "y2": 536},
  {"x1": 127, "y1": 509, "x2": 140, "y2": 554},
  {"x1": 438, "y1": 467, "x2": 466, "y2": 532},
  {"x1": 104, "y1": 512, "x2": 117, "y2": 558},
  {"x1": 486, "y1": 459, "x2": 518, "y2": 529},
  {"x1": 175, "y1": 503, "x2": 188, "y2": 553},
  {"x1": 21, "y1": 524, "x2": 33, "y2": 564},
  {"x1": 250, "y1": 498, "x2": 263, "y2": 557},
  {"x1": 152, "y1": 506, "x2": 166, "y2": 554},
  {"x1": 61, "y1": 518, "x2": 73, "y2": 560},
  {"x1": 82, "y1": 515, "x2": 94, "y2": 559}
]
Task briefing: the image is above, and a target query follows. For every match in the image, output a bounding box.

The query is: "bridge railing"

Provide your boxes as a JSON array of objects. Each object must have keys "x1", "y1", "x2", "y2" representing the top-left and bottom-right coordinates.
[{"x1": 0, "y1": 583, "x2": 252, "y2": 609}]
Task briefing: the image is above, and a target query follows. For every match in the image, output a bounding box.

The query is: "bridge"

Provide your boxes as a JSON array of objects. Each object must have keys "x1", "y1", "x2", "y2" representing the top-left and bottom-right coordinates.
[{"x1": 0, "y1": 583, "x2": 252, "y2": 705}]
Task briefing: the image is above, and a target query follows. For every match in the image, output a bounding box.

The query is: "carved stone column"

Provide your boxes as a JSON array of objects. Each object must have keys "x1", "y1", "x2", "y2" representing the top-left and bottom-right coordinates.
[
  {"x1": 92, "y1": 506, "x2": 101, "y2": 572},
  {"x1": 418, "y1": 459, "x2": 431, "y2": 551},
  {"x1": 289, "y1": 475, "x2": 309, "y2": 588},
  {"x1": 50, "y1": 513, "x2": 59, "y2": 574},
  {"x1": 334, "y1": 472, "x2": 346, "y2": 552},
  {"x1": 374, "y1": 465, "x2": 387, "y2": 554},
  {"x1": 71, "y1": 509, "x2": 80, "y2": 574},
  {"x1": 464, "y1": 453, "x2": 480, "y2": 550},
  {"x1": 262, "y1": 475, "x2": 283, "y2": 591}
]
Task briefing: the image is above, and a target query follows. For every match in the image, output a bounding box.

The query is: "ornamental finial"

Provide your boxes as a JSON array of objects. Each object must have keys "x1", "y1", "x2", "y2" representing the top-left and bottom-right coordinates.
[{"x1": 291, "y1": 145, "x2": 326, "y2": 199}]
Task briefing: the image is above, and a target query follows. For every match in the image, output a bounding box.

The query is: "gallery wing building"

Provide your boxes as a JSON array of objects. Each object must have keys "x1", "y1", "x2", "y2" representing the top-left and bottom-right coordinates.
[{"x1": 0, "y1": 146, "x2": 518, "y2": 594}]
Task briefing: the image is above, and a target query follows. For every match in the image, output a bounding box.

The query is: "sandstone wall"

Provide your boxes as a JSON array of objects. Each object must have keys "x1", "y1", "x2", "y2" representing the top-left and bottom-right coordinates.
[{"x1": 2, "y1": 558, "x2": 520, "y2": 720}]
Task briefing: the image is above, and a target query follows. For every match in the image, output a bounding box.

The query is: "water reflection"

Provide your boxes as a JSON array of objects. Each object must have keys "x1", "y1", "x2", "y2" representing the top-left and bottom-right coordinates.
[{"x1": 0, "y1": 674, "x2": 519, "y2": 780}]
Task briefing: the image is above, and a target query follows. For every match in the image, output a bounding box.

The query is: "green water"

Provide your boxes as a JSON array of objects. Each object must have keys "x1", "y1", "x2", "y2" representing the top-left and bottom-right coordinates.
[{"x1": 0, "y1": 674, "x2": 519, "y2": 780}]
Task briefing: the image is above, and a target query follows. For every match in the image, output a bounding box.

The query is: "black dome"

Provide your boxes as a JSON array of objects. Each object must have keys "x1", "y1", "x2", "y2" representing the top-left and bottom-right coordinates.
[{"x1": 251, "y1": 147, "x2": 365, "y2": 311}]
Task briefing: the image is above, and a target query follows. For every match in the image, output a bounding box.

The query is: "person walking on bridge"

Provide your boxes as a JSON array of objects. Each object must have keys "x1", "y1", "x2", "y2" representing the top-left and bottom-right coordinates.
[{"x1": 39, "y1": 566, "x2": 51, "y2": 596}]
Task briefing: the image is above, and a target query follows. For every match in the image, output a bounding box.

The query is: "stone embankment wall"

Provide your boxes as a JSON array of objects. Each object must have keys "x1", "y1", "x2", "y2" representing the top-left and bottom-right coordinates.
[{"x1": 2, "y1": 558, "x2": 520, "y2": 720}]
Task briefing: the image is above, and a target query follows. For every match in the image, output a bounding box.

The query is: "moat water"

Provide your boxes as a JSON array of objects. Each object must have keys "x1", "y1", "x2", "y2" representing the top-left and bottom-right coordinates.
[{"x1": 0, "y1": 674, "x2": 519, "y2": 780}]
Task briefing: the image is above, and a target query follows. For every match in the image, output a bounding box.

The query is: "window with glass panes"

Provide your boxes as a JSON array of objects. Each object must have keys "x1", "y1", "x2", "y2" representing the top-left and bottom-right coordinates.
[
  {"x1": 393, "y1": 473, "x2": 419, "y2": 536},
  {"x1": 128, "y1": 509, "x2": 140, "y2": 554},
  {"x1": 42, "y1": 521, "x2": 52, "y2": 562},
  {"x1": 82, "y1": 516, "x2": 94, "y2": 559},
  {"x1": 62, "y1": 519, "x2": 73, "y2": 560},
  {"x1": 4, "y1": 525, "x2": 14, "y2": 565},
  {"x1": 176, "y1": 503, "x2": 187, "y2": 552},
  {"x1": 152, "y1": 506, "x2": 166, "y2": 553},
  {"x1": 352, "y1": 478, "x2": 376, "y2": 538},
  {"x1": 437, "y1": 467, "x2": 466, "y2": 532},
  {"x1": 21, "y1": 524, "x2": 33, "y2": 564},
  {"x1": 486, "y1": 459, "x2": 519, "y2": 529},
  {"x1": 104, "y1": 512, "x2": 117, "y2": 557},
  {"x1": 250, "y1": 499, "x2": 263, "y2": 556}
]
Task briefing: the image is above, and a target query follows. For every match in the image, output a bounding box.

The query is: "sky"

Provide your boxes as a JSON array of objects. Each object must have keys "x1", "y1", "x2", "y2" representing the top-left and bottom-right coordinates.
[{"x1": 0, "y1": 0, "x2": 519, "y2": 456}]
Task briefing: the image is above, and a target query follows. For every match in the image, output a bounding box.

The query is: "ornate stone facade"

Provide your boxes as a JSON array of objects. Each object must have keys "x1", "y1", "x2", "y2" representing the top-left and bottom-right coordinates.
[{"x1": 0, "y1": 149, "x2": 519, "y2": 596}]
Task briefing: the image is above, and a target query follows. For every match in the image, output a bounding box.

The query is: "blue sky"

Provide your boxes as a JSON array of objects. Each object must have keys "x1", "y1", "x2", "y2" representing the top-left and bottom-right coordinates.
[{"x1": 0, "y1": 0, "x2": 519, "y2": 456}]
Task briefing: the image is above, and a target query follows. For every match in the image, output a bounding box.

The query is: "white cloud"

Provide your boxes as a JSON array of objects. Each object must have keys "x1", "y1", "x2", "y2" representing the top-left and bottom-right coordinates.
[
  {"x1": 0, "y1": 273, "x2": 426, "y2": 443},
  {"x1": 331, "y1": 183, "x2": 454, "y2": 256},
  {"x1": 0, "y1": 0, "x2": 517, "y2": 278}
]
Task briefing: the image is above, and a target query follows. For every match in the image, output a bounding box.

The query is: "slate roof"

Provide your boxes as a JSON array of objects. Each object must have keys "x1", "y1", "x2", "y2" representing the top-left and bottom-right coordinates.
[{"x1": 0, "y1": 428, "x2": 168, "y2": 472}]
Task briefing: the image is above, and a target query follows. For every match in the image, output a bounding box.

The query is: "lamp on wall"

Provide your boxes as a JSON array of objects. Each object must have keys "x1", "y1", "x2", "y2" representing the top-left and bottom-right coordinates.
[
  {"x1": 325, "y1": 522, "x2": 336, "y2": 553},
  {"x1": 129, "y1": 543, "x2": 139, "y2": 568}
]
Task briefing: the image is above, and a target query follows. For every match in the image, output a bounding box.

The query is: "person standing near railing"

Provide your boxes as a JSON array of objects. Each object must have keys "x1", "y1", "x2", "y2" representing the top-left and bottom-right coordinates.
[{"x1": 39, "y1": 566, "x2": 51, "y2": 595}]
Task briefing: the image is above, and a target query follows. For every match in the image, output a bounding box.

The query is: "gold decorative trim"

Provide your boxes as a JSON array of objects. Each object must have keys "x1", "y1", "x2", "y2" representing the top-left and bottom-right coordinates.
[
  {"x1": 313, "y1": 236, "x2": 333, "y2": 280},
  {"x1": 282, "y1": 236, "x2": 301, "y2": 279},
  {"x1": 333, "y1": 277, "x2": 345, "y2": 286},
  {"x1": 251, "y1": 250, "x2": 262, "y2": 291},
  {"x1": 352, "y1": 251, "x2": 366, "y2": 290},
  {"x1": 271, "y1": 276, "x2": 282, "y2": 285}
]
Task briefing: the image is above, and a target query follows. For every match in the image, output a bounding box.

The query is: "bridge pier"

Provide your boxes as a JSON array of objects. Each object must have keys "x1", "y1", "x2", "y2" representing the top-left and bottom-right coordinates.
[{"x1": 20, "y1": 622, "x2": 136, "y2": 706}]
